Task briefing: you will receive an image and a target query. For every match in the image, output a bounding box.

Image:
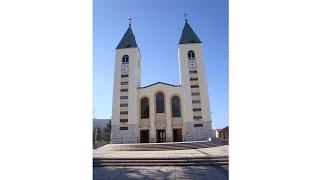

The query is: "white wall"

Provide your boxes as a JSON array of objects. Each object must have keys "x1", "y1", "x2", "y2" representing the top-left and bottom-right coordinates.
[
  {"x1": 111, "y1": 47, "x2": 141, "y2": 143},
  {"x1": 138, "y1": 83, "x2": 183, "y2": 142}
]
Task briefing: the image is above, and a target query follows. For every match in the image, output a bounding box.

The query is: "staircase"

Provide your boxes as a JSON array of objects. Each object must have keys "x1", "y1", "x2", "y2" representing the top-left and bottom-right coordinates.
[
  {"x1": 93, "y1": 156, "x2": 228, "y2": 167},
  {"x1": 96, "y1": 139, "x2": 228, "y2": 151}
]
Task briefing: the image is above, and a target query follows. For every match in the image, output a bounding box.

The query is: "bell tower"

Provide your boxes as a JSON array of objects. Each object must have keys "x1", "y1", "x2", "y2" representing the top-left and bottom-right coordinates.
[
  {"x1": 178, "y1": 18, "x2": 213, "y2": 141},
  {"x1": 111, "y1": 21, "x2": 141, "y2": 144}
]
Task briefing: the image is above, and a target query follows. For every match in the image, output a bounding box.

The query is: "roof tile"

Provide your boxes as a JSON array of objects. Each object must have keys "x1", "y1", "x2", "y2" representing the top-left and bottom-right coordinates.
[
  {"x1": 179, "y1": 21, "x2": 202, "y2": 44},
  {"x1": 116, "y1": 26, "x2": 138, "y2": 49}
]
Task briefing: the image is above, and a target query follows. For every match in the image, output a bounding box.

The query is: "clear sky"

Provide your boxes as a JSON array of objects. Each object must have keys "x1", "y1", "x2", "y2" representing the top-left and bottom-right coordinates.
[{"x1": 93, "y1": 0, "x2": 228, "y2": 129}]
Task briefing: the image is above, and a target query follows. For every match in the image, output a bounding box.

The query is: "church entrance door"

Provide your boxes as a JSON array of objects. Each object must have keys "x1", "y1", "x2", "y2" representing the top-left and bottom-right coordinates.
[
  {"x1": 140, "y1": 130, "x2": 149, "y2": 143},
  {"x1": 156, "y1": 130, "x2": 166, "y2": 143},
  {"x1": 173, "y1": 128, "x2": 182, "y2": 142}
]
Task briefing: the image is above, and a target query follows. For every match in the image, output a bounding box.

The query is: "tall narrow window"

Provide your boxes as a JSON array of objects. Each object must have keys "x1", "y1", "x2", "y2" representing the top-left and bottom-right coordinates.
[
  {"x1": 171, "y1": 96, "x2": 181, "y2": 117},
  {"x1": 122, "y1": 55, "x2": 129, "y2": 64},
  {"x1": 188, "y1": 51, "x2": 195, "y2": 60},
  {"x1": 156, "y1": 92, "x2": 165, "y2": 113},
  {"x1": 140, "y1": 97, "x2": 149, "y2": 119}
]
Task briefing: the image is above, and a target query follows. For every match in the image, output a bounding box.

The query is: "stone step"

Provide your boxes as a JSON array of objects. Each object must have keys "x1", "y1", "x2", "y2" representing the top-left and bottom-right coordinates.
[
  {"x1": 95, "y1": 159, "x2": 227, "y2": 162},
  {"x1": 97, "y1": 140, "x2": 227, "y2": 151},
  {"x1": 93, "y1": 156, "x2": 228, "y2": 167},
  {"x1": 94, "y1": 157, "x2": 228, "y2": 162},
  {"x1": 94, "y1": 162, "x2": 228, "y2": 167},
  {"x1": 94, "y1": 159, "x2": 227, "y2": 164},
  {"x1": 94, "y1": 156, "x2": 228, "y2": 161}
]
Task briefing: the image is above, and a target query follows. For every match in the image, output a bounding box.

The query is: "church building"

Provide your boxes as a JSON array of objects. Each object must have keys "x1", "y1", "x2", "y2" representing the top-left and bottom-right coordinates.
[{"x1": 111, "y1": 19, "x2": 213, "y2": 144}]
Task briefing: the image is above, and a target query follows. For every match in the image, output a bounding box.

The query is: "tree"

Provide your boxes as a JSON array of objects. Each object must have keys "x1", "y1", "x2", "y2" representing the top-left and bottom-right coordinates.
[
  {"x1": 106, "y1": 120, "x2": 111, "y2": 132},
  {"x1": 102, "y1": 121, "x2": 111, "y2": 141},
  {"x1": 96, "y1": 128, "x2": 102, "y2": 141}
]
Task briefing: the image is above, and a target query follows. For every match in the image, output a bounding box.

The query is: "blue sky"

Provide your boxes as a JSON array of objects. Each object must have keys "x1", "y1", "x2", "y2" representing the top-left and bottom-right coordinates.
[{"x1": 93, "y1": 0, "x2": 228, "y2": 129}]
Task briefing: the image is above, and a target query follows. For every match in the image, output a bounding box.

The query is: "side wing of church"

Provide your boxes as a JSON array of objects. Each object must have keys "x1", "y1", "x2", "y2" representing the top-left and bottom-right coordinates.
[{"x1": 111, "y1": 20, "x2": 213, "y2": 144}]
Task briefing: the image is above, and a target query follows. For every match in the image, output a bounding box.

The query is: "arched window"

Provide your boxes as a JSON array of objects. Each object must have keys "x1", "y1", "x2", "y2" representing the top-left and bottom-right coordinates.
[
  {"x1": 156, "y1": 92, "x2": 165, "y2": 113},
  {"x1": 122, "y1": 55, "x2": 129, "y2": 64},
  {"x1": 140, "y1": 97, "x2": 149, "y2": 119},
  {"x1": 188, "y1": 51, "x2": 195, "y2": 60},
  {"x1": 171, "y1": 96, "x2": 181, "y2": 117}
]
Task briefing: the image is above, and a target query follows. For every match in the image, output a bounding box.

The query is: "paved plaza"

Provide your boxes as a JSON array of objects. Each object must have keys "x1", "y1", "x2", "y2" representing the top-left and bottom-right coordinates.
[
  {"x1": 93, "y1": 145, "x2": 228, "y2": 158},
  {"x1": 93, "y1": 145, "x2": 228, "y2": 179},
  {"x1": 93, "y1": 165, "x2": 228, "y2": 180}
]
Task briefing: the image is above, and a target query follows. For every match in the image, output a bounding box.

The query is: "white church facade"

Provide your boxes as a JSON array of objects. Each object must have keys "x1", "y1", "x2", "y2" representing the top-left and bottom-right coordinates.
[{"x1": 111, "y1": 19, "x2": 213, "y2": 144}]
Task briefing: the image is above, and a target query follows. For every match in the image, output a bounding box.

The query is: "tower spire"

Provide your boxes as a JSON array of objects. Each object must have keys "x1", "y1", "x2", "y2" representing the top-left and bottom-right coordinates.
[
  {"x1": 184, "y1": 14, "x2": 188, "y2": 22},
  {"x1": 116, "y1": 19, "x2": 138, "y2": 49},
  {"x1": 179, "y1": 17, "x2": 202, "y2": 44}
]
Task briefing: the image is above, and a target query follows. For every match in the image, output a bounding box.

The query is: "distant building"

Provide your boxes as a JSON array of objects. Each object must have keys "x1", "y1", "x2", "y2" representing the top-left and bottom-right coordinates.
[
  {"x1": 212, "y1": 129, "x2": 218, "y2": 138},
  {"x1": 215, "y1": 126, "x2": 229, "y2": 139}
]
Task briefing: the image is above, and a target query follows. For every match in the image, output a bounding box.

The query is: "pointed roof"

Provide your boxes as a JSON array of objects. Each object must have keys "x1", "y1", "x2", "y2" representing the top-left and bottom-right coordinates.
[
  {"x1": 179, "y1": 21, "x2": 202, "y2": 44},
  {"x1": 116, "y1": 25, "x2": 138, "y2": 49}
]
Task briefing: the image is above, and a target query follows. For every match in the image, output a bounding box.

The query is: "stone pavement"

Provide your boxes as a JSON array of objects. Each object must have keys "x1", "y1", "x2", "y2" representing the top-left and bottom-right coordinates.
[
  {"x1": 93, "y1": 145, "x2": 228, "y2": 180},
  {"x1": 93, "y1": 145, "x2": 228, "y2": 159},
  {"x1": 93, "y1": 165, "x2": 228, "y2": 180}
]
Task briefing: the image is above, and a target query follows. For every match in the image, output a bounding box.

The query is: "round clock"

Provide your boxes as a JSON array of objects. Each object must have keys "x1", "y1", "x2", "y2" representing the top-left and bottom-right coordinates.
[
  {"x1": 189, "y1": 60, "x2": 197, "y2": 69},
  {"x1": 121, "y1": 65, "x2": 129, "y2": 74}
]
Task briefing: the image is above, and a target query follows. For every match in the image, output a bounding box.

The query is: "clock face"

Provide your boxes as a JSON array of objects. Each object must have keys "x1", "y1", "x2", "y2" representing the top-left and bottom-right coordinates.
[
  {"x1": 121, "y1": 65, "x2": 129, "y2": 74},
  {"x1": 189, "y1": 60, "x2": 197, "y2": 69}
]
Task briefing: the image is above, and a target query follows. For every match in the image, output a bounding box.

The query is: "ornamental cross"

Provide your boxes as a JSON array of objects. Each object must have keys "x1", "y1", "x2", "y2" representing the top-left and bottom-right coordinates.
[
  {"x1": 129, "y1": 18, "x2": 132, "y2": 26},
  {"x1": 184, "y1": 14, "x2": 188, "y2": 21}
]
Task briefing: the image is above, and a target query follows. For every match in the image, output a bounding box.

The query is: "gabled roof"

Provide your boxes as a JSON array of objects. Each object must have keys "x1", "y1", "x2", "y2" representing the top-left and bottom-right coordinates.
[
  {"x1": 138, "y1": 82, "x2": 181, "y2": 89},
  {"x1": 116, "y1": 25, "x2": 138, "y2": 49},
  {"x1": 179, "y1": 21, "x2": 202, "y2": 44}
]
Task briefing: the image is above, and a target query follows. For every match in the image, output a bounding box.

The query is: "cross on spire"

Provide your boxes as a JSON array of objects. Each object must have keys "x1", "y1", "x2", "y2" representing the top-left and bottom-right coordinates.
[
  {"x1": 128, "y1": 18, "x2": 132, "y2": 27},
  {"x1": 184, "y1": 14, "x2": 188, "y2": 22}
]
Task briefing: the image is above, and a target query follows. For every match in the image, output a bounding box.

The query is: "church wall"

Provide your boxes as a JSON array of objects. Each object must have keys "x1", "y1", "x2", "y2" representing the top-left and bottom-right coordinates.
[
  {"x1": 193, "y1": 44, "x2": 211, "y2": 127},
  {"x1": 179, "y1": 43, "x2": 213, "y2": 141},
  {"x1": 111, "y1": 47, "x2": 141, "y2": 144},
  {"x1": 138, "y1": 84, "x2": 183, "y2": 143},
  {"x1": 178, "y1": 47, "x2": 194, "y2": 126}
]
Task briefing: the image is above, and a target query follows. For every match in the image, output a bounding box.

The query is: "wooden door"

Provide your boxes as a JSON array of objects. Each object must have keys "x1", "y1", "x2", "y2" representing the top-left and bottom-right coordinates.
[{"x1": 157, "y1": 130, "x2": 166, "y2": 143}]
